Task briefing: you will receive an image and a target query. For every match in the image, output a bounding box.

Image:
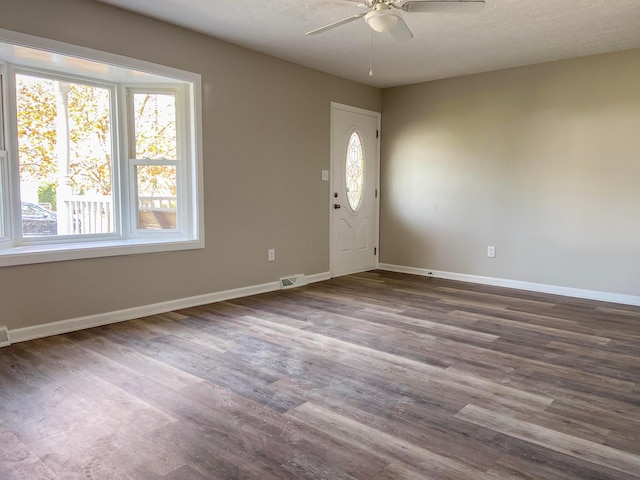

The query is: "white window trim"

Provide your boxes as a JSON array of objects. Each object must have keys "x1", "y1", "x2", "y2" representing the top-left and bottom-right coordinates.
[
  {"x1": 0, "y1": 29, "x2": 204, "y2": 268},
  {"x1": 0, "y1": 67, "x2": 6, "y2": 241},
  {"x1": 11, "y1": 67, "x2": 122, "y2": 244},
  {"x1": 126, "y1": 86, "x2": 187, "y2": 238},
  {"x1": 0, "y1": 152, "x2": 7, "y2": 241}
]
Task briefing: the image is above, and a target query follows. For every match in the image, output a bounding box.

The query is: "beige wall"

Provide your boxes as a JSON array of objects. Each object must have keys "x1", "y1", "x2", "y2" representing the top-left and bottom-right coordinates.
[
  {"x1": 0, "y1": 0, "x2": 381, "y2": 330},
  {"x1": 381, "y1": 49, "x2": 640, "y2": 296}
]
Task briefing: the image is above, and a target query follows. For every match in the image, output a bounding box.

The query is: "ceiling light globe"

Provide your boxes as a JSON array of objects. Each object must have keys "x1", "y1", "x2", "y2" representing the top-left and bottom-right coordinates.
[{"x1": 365, "y1": 10, "x2": 399, "y2": 33}]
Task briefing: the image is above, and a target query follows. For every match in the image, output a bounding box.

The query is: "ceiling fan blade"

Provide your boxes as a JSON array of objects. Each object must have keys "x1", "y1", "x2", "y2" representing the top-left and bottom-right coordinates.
[
  {"x1": 306, "y1": 13, "x2": 367, "y2": 35},
  {"x1": 401, "y1": 0, "x2": 485, "y2": 13},
  {"x1": 390, "y1": 17, "x2": 413, "y2": 43},
  {"x1": 344, "y1": 0, "x2": 374, "y2": 6}
]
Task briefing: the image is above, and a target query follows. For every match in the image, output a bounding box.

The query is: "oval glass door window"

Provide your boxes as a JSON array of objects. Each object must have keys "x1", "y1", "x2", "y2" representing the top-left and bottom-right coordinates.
[{"x1": 346, "y1": 131, "x2": 364, "y2": 211}]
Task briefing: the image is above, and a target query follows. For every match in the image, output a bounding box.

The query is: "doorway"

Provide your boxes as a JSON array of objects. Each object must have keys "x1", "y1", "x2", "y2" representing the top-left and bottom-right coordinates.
[{"x1": 330, "y1": 103, "x2": 380, "y2": 277}]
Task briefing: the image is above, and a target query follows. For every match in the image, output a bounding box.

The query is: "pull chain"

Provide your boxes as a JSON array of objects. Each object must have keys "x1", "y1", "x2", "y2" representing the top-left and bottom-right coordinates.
[{"x1": 369, "y1": 29, "x2": 374, "y2": 77}]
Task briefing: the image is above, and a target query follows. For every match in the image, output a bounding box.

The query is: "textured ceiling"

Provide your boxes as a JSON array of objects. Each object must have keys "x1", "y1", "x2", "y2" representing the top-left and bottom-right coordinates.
[{"x1": 95, "y1": 0, "x2": 640, "y2": 88}]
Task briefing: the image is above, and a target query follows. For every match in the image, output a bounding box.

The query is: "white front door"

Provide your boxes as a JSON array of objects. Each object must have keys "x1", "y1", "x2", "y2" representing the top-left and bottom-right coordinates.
[{"x1": 330, "y1": 103, "x2": 380, "y2": 277}]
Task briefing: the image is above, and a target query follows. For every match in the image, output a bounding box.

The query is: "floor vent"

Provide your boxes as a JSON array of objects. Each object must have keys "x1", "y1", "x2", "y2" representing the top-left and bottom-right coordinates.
[
  {"x1": 0, "y1": 326, "x2": 10, "y2": 348},
  {"x1": 280, "y1": 274, "x2": 308, "y2": 290}
]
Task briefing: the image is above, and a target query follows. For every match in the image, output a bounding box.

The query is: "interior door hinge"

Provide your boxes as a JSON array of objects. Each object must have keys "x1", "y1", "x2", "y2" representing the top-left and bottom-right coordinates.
[
  {"x1": 375, "y1": 189, "x2": 378, "y2": 198},
  {"x1": 374, "y1": 247, "x2": 377, "y2": 255},
  {"x1": 376, "y1": 130, "x2": 379, "y2": 139}
]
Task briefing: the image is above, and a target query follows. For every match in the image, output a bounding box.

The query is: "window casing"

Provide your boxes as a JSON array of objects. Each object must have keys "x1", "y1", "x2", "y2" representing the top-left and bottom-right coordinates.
[
  {"x1": 128, "y1": 88, "x2": 183, "y2": 235},
  {"x1": 0, "y1": 33, "x2": 203, "y2": 267},
  {"x1": 0, "y1": 70, "x2": 6, "y2": 240},
  {"x1": 14, "y1": 70, "x2": 117, "y2": 240}
]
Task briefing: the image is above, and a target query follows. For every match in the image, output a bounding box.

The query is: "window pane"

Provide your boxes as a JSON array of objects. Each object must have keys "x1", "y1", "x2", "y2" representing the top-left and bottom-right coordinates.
[
  {"x1": 16, "y1": 74, "x2": 114, "y2": 237},
  {"x1": 134, "y1": 93, "x2": 177, "y2": 160},
  {"x1": 136, "y1": 165, "x2": 177, "y2": 230},
  {"x1": 346, "y1": 131, "x2": 364, "y2": 211}
]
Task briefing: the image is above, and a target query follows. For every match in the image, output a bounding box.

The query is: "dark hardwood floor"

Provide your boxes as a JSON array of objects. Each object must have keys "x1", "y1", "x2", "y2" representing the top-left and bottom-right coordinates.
[{"x1": 1, "y1": 270, "x2": 639, "y2": 479}]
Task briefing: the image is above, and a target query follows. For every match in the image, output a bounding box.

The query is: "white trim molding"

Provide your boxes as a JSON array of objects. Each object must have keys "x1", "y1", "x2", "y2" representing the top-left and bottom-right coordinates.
[
  {"x1": 378, "y1": 263, "x2": 640, "y2": 307},
  {"x1": 7, "y1": 271, "x2": 331, "y2": 345},
  {"x1": 0, "y1": 326, "x2": 10, "y2": 347}
]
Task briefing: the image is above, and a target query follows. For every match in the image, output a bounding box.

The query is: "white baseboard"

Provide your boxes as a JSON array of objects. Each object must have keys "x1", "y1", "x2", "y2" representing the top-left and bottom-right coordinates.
[
  {"x1": 8, "y1": 271, "x2": 331, "y2": 345},
  {"x1": 378, "y1": 263, "x2": 640, "y2": 307},
  {"x1": 11, "y1": 265, "x2": 634, "y2": 346},
  {"x1": 306, "y1": 271, "x2": 332, "y2": 284},
  {"x1": 0, "y1": 326, "x2": 9, "y2": 347}
]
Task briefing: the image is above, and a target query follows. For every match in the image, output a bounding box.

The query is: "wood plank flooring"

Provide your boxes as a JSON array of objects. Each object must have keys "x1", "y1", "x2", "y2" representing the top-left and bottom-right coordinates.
[{"x1": 1, "y1": 270, "x2": 639, "y2": 479}]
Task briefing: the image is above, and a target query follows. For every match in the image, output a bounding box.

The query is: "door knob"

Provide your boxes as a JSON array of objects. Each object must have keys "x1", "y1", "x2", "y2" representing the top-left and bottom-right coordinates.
[{"x1": 334, "y1": 203, "x2": 341, "y2": 209}]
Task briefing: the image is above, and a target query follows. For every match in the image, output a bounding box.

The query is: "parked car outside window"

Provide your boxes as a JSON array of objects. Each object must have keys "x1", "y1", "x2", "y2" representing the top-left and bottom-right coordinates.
[{"x1": 21, "y1": 202, "x2": 57, "y2": 236}]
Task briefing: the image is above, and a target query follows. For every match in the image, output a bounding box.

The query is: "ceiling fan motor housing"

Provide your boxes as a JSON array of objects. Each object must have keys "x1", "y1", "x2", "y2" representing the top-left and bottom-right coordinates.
[{"x1": 365, "y1": 3, "x2": 400, "y2": 32}]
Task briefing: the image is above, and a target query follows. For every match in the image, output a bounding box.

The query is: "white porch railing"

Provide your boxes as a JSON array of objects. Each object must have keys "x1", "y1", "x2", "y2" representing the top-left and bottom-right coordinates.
[
  {"x1": 59, "y1": 195, "x2": 176, "y2": 234},
  {"x1": 137, "y1": 196, "x2": 177, "y2": 230},
  {"x1": 61, "y1": 195, "x2": 112, "y2": 235},
  {"x1": 137, "y1": 196, "x2": 177, "y2": 212}
]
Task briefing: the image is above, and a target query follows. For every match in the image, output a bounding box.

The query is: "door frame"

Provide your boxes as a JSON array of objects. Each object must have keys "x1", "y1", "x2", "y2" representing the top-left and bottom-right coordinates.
[{"x1": 329, "y1": 102, "x2": 381, "y2": 277}]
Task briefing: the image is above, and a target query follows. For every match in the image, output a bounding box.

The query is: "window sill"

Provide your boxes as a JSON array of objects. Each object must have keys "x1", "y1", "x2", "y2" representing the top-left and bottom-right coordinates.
[{"x1": 0, "y1": 237, "x2": 204, "y2": 267}]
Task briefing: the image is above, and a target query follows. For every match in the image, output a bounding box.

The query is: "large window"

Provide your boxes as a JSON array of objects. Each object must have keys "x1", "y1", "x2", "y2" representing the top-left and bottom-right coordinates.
[
  {"x1": 131, "y1": 90, "x2": 179, "y2": 231},
  {"x1": 0, "y1": 34, "x2": 202, "y2": 266},
  {"x1": 16, "y1": 73, "x2": 115, "y2": 237}
]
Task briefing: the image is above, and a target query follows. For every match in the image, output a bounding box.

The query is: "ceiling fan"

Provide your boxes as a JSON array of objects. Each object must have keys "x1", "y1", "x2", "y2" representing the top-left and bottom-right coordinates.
[{"x1": 306, "y1": 0, "x2": 486, "y2": 42}]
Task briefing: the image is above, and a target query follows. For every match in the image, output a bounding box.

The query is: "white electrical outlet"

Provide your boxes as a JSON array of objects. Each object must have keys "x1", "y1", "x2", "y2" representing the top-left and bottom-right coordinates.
[
  {"x1": 268, "y1": 248, "x2": 275, "y2": 262},
  {"x1": 487, "y1": 246, "x2": 496, "y2": 258},
  {"x1": 321, "y1": 170, "x2": 329, "y2": 181}
]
